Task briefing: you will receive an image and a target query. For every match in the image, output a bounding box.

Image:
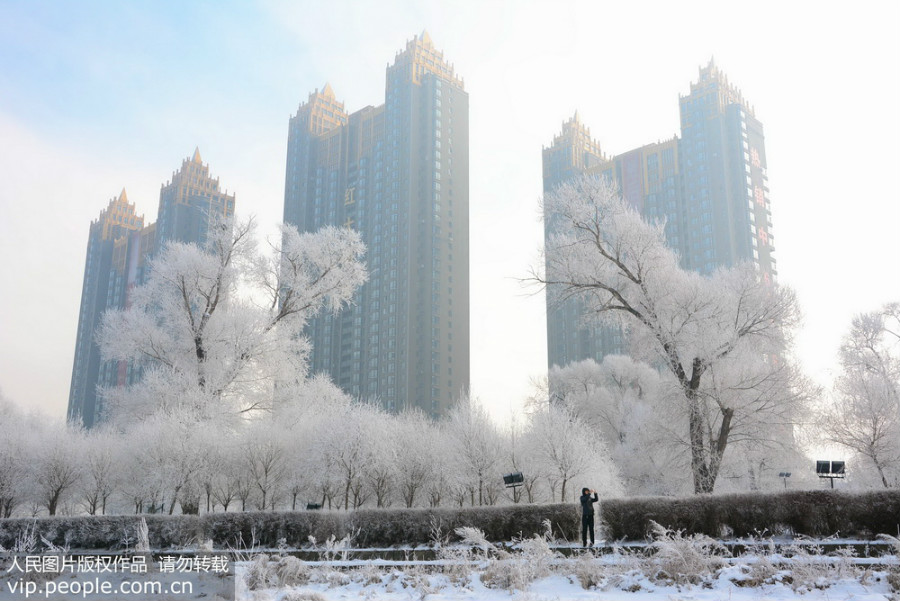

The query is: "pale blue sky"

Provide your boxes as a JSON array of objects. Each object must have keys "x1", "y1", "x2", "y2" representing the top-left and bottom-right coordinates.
[{"x1": 1, "y1": 0, "x2": 898, "y2": 423}]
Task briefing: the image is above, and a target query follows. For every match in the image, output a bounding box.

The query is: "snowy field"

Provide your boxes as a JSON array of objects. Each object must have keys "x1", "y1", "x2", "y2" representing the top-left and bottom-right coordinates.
[
  {"x1": 234, "y1": 560, "x2": 897, "y2": 601},
  {"x1": 233, "y1": 534, "x2": 900, "y2": 601}
]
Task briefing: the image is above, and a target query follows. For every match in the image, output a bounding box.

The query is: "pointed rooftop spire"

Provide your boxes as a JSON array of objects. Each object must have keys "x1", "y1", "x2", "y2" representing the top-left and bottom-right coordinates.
[
  {"x1": 322, "y1": 82, "x2": 335, "y2": 98},
  {"x1": 420, "y1": 29, "x2": 432, "y2": 46},
  {"x1": 192, "y1": 147, "x2": 202, "y2": 164},
  {"x1": 118, "y1": 188, "x2": 128, "y2": 203}
]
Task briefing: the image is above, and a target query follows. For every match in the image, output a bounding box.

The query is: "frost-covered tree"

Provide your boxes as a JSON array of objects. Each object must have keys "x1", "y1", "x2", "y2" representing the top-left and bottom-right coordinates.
[
  {"x1": 316, "y1": 403, "x2": 386, "y2": 510},
  {"x1": 119, "y1": 433, "x2": 166, "y2": 514},
  {"x1": 364, "y1": 411, "x2": 398, "y2": 508},
  {"x1": 78, "y1": 427, "x2": 120, "y2": 515},
  {"x1": 0, "y1": 394, "x2": 28, "y2": 517},
  {"x1": 549, "y1": 357, "x2": 685, "y2": 495},
  {"x1": 32, "y1": 423, "x2": 83, "y2": 516},
  {"x1": 536, "y1": 176, "x2": 802, "y2": 493},
  {"x1": 690, "y1": 345, "x2": 812, "y2": 489},
  {"x1": 445, "y1": 395, "x2": 505, "y2": 506},
  {"x1": 98, "y1": 219, "x2": 366, "y2": 421},
  {"x1": 207, "y1": 439, "x2": 242, "y2": 512},
  {"x1": 426, "y1": 426, "x2": 454, "y2": 507},
  {"x1": 822, "y1": 303, "x2": 900, "y2": 488},
  {"x1": 502, "y1": 414, "x2": 536, "y2": 503},
  {"x1": 273, "y1": 377, "x2": 352, "y2": 510},
  {"x1": 550, "y1": 357, "x2": 660, "y2": 447},
  {"x1": 242, "y1": 431, "x2": 288, "y2": 511},
  {"x1": 122, "y1": 412, "x2": 213, "y2": 514},
  {"x1": 524, "y1": 404, "x2": 619, "y2": 502},
  {"x1": 393, "y1": 410, "x2": 438, "y2": 508},
  {"x1": 506, "y1": 411, "x2": 546, "y2": 505}
]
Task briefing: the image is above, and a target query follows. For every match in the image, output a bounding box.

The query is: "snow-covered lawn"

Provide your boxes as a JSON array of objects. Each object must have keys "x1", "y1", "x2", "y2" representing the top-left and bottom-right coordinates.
[
  {"x1": 234, "y1": 560, "x2": 897, "y2": 600},
  {"x1": 235, "y1": 535, "x2": 899, "y2": 601}
]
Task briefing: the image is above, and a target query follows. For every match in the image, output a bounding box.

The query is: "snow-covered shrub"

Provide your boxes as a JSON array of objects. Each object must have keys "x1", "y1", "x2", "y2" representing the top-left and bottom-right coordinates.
[
  {"x1": 727, "y1": 558, "x2": 781, "y2": 588},
  {"x1": 723, "y1": 533, "x2": 780, "y2": 587},
  {"x1": 346, "y1": 503, "x2": 578, "y2": 547},
  {"x1": 783, "y1": 542, "x2": 830, "y2": 591},
  {"x1": 395, "y1": 565, "x2": 441, "y2": 598},
  {"x1": 308, "y1": 532, "x2": 355, "y2": 562},
  {"x1": 134, "y1": 518, "x2": 150, "y2": 552},
  {"x1": 436, "y1": 545, "x2": 474, "y2": 585},
  {"x1": 0, "y1": 503, "x2": 582, "y2": 550},
  {"x1": 432, "y1": 525, "x2": 476, "y2": 584},
  {"x1": 245, "y1": 553, "x2": 278, "y2": 590},
  {"x1": 753, "y1": 558, "x2": 781, "y2": 586},
  {"x1": 877, "y1": 534, "x2": 900, "y2": 592},
  {"x1": 319, "y1": 569, "x2": 351, "y2": 587},
  {"x1": 645, "y1": 520, "x2": 728, "y2": 585},
  {"x1": 603, "y1": 489, "x2": 900, "y2": 541},
  {"x1": 574, "y1": 547, "x2": 644, "y2": 591},
  {"x1": 573, "y1": 554, "x2": 604, "y2": 589},
  {"x1": 351, "y1": 563, "x2": 383, "y2": 586},
  {"x1": 889, "y1": 570, "x2": 900, "y2": 594},
  {"x1": 783, "y1": 540, "x2": 859, "y2": 592},
  {"x1": 455, "y1": 526, "x2": 495, "y2": 559},
  {"x1": 275, "y1": 556, "x2": 310, "y2": 587},
  {"x1": 437, "y1": 525, "x2": 498, "y2": 586},
  {"x1": 877, "y1": 533, "x2": 900, "y2": 555},
  {"x1": 3, "y1": 521, "x2": 38, "y2": 553},
  {"x1": 481, "y1": 530, "x2": 557, "y2": 592}
]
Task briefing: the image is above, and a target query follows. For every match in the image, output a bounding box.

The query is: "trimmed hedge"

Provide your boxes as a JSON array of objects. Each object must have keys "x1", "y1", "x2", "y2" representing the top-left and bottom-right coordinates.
[
  {"x1": 601, "y1": 489, "x2": 900, "y2": 540},
  {"x1": 2, "y1": 490, "x2": 897, "y2": 550},
  {"x1": 0, "y1": 504, "x2": 579, "y2": 551}
]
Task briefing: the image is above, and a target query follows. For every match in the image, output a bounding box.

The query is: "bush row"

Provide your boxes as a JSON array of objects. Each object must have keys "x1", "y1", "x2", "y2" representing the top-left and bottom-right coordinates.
[
  {"x1": 3, "y1": 489, "x2": 898, "y2": 551},
  {"x1": 601, "y1": 489, "x2": 900, "y2": 540},
  {"x1": 0, "y1": 504, "x2": 579, "y2": 551}
]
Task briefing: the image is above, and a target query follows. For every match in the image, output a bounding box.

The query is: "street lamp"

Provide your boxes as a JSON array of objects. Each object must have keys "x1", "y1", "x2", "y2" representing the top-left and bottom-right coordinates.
[
  {"x1": 503, "y1": 472, "x2": 525, "y2": 503},
  {"x1": 778, "y1": 472, "x2": 791, "y2": 490},
  {"x1": 815, "y1": 460, "x2": 846, "y2": 489}
]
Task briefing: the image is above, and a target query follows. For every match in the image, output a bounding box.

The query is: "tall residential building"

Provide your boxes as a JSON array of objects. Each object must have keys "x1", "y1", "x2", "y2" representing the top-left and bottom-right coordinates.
[
  {"x1": 68, "y1": 151, "x2": 234, "y2": 427},
  {"x1": 542, "y1": 115, "x2": 620, "y2": 368},
  {"x1": 67, "y1": 191, "x2": 145, "y2": 428},
  {"x1": 157, "y1": 148, "x2": 236, "y2": 246},
  {"x1": 678, "y1": 60, "x2": 774, "y2": 279},
  {"x1": 543, "y1": 60, "x2": 776, "y2": 370},
  {"x1": 283, "y1": 32, "x2": 469, "y2": 417}
]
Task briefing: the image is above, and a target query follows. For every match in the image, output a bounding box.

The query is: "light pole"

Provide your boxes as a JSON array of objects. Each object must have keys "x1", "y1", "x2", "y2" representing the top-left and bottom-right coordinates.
[{"x1": 778, "y1": 471, "x2": 791, "y2": 490}]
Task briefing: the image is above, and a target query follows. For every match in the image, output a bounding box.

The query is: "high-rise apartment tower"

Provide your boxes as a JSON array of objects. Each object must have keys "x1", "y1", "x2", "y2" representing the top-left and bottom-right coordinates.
[
  {"x1": 283, "y1": 32, "x2": 469, "y2": 417},
  {"x1": 543, "y1": 60, "x2": 776, "y2": 369},
  {"x1": 67, "y1": 191, "x2": 145, "y2": 428}
]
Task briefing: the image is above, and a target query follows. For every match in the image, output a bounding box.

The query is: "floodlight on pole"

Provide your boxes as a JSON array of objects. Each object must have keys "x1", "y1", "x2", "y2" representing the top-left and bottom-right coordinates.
[
  {"x1": 815, "y1": 460, "x2": 846, "y2": 489},
  {"x1": 778, "y1": 472, "x2": 792, "y2": 490}
]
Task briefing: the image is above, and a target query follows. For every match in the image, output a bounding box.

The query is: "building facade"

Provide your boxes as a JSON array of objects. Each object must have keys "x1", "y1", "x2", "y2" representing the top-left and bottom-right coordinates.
[
  {"x1": 541, "y1": 114, "x2": 621, "y2": 368},
  {"x1": 543, "y1": 60, "x2": 776, "y2": 370},
  {"x1": 156, "y1": 148, "x2": 236, "y2": 247},
  {"x1": 283, "y1": 32, "x2": 469, "y2": 417},
  {"x1": 67, "y1": 150, "x2": 234, "y2": 427},
  {"x1": 678, "y1": 60, "x2": 774, "y2": 279},
  {"x1": 67, "y1": 191, "x2": 145, "y2": 428}
]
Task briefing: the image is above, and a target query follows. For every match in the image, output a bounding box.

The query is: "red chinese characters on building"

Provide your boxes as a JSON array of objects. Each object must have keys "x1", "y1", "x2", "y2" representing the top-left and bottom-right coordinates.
[{"x1": 754, "y1": 186, "x2": 765, "y2": 207}]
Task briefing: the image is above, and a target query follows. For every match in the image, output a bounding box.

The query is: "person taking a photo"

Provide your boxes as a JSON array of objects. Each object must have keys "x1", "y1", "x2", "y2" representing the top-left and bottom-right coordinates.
[{"x1": 580, "y1": 487, "x2": 599, "y2": 548}]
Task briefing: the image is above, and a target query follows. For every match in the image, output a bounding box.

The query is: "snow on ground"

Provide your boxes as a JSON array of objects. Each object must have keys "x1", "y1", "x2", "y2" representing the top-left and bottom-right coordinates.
[{"x1": 234, "y1": 558, "x2": 897, "y2": 600}]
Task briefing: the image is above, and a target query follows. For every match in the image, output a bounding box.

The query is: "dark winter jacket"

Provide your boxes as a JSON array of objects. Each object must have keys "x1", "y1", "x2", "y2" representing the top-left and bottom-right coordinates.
[{"x1": 580, "y1": 492, "x2": 598, "y2": 516}]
